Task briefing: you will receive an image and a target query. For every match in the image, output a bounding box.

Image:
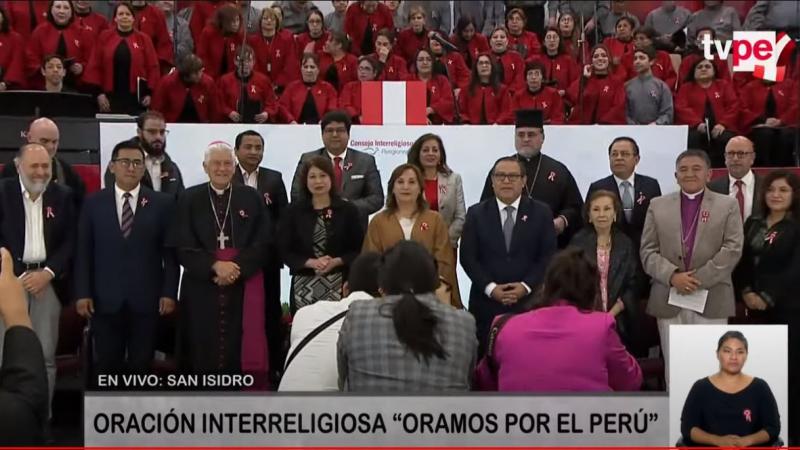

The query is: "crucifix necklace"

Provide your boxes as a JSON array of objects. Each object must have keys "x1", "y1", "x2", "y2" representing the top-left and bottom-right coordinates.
[
  {"x1": 523, "y1": 153, "x2": 543, "y2": 200},
  {"x1": 208, "y1": 185, "x2": 233, "y2": 249}
]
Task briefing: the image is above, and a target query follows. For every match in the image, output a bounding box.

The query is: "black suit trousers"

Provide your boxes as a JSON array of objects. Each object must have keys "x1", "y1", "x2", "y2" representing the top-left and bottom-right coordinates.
[{"x1": 92, "y1": 302, "x2": 158, "y2": 378}]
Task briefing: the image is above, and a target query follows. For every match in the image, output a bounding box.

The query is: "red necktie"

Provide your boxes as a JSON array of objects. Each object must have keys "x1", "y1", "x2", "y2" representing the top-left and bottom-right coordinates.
[
  {"x1": 333, "y1": 156, "x2": 343, "y2": 190},
  {"x1": 735, "y1": 179, "x2": 745, "y2": 220}
]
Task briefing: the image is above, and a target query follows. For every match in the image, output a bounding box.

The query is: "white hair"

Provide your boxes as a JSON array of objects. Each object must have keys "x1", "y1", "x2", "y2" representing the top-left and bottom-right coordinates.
[{"x1": 203, "y1": 141, "x2": 235, "y2": 163}]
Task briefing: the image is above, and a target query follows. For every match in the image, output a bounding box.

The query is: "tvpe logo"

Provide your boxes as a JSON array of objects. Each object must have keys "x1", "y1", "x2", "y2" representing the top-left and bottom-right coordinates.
[{"x1": 701, "y1": 31, "x2": 795, "y2": 82}]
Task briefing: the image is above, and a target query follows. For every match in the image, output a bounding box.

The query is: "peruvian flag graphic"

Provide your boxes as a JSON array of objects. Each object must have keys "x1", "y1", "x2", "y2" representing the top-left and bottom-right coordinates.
[{"x1": 361, "y1": 81, "x2": 428, "y2": 125}]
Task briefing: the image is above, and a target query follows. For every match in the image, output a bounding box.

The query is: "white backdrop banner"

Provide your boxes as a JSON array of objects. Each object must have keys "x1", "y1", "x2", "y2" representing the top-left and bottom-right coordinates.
[{"x1": 99, "y1": 123, "x2": 688, "y2": 304}]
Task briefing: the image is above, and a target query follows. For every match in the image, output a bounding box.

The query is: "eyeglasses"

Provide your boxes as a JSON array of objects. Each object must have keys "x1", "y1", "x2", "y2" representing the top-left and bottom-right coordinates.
[
  {"x1": 144, "y1": 128, "x2": 169, "y2": 136},
  {"x1": 113, "y1": 158, "x2": 144, "y2": 168},
  {"x1": 492, "y1": 173, "x2": 523, "y2": 182},
  {"x1": 725, "y1": 151, "x2": 754, "y2": 159}
]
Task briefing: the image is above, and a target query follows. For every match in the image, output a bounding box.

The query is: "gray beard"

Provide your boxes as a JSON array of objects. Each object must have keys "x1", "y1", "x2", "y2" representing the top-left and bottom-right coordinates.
[
  {"x1": 517, "y1": 148, "x2": 540, "y2": 159},
  {"x1": 21, "y1": 176, "x2": 50, "y2": 195}
]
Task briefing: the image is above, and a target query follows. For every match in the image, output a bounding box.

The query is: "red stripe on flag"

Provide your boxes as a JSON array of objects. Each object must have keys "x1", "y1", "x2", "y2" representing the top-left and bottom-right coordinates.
[
  {"x1": 360, "y1": 81, "x2": 383, "y2": 125},
  {"x1": 405, "y1": 81, "x2": 427, "y2": 125}
]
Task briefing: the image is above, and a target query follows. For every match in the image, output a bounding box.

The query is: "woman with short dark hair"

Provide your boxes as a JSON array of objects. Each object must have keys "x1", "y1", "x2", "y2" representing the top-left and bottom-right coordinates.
[
  {"x1": 196, "y1": 3, "x2": 243, "y2": 80},
  {"x1": 680, "y1": 331, "x2": 781, "y2": 447},
  {"x1": 279, "y1": 53, "x2": 339, "y2": 124},
  {"x1": 474, "y1": 247, "x2": 642, "y2": 392},
  {"x1": 26, "y1": 0, "x2": 91, "y2": 89},
  {"x1": 337, "y1": 240, "x2": 477, "y2": 392}
]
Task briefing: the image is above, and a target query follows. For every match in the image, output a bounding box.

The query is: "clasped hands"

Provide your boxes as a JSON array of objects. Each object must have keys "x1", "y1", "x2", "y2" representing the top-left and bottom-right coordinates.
[
  {"x1": 213, "y1": 261, "x2": 241, "y2": 286},
  {"x1": 305, "y1": 256, "x2": 342, "y2": 275},
  {"x1": 21, "y1": 269, "x2": 53, "y2": 297},
  {"x1": 671, "y1": 270, "x2": 701, "y2": 294},
  {"x1": 491, "y1": 283, "x2": 528, "y2": 306}
]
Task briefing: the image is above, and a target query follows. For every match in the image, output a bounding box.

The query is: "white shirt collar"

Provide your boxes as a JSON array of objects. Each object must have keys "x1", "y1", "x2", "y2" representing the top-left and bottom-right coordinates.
[
  {"x1": 613, "y1": 172, "x2": 635, "y2": 187},
  {"x1": 239, "y1": 164, "x2": 258, "y2": 177},
  {"x1": 497, "y1": 196, "x2": 522, "y2": 211},
  {"x1": 146, "y1": 153, "x2": 165, "y2": 164},
  {"x1": 729, "y1": 170, "x2": 754, "y2": 187},
  {"x1": 115, "y1": 183, "x2": 141, "y2": 200},
  {"x1": 327, "y1": 149, "x2": 347, "y2": 161},
  {"x1": 681, "y1": 188, "x2": 704, "y2": 200},
  {"x1": 210, "y1": 183, "x2": 231, "y2": 195}
]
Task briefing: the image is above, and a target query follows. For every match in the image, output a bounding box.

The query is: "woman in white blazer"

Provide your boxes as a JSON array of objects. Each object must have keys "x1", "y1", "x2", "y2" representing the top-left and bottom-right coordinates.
[{"x1": 408, "y1": 133, "x2": 467, "y2": 303}]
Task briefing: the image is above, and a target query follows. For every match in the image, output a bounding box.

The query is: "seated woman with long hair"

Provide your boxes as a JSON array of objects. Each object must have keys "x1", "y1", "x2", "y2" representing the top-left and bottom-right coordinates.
[
  {"x1": 567, "y1": 44, "x2": 626, "y2": 125},
  {"x1": 680, "y1": 331, "x2": 781, "y2": 447},
  {"x1": 457, "y1": 53, "x2": 510, "y2": 125},
  {"x1": 337, "y1": 240, "x2": 477, "y2": 392},
  {"x1": 474, "y1": 247, "x2": 642, "y2": 392}
]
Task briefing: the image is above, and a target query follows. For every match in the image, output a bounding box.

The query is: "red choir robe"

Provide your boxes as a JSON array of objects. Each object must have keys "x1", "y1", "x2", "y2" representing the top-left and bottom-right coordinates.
[
  {"x1": 620, "y1": 49, "x2": 678, "y2": 90},
  {"x1": 26, "y1": 21, "x2": 91, "y2": 87},
  {"x1": 507, "y1": 86, "x2": 565, "y2": 124},
  {"x1": 344, "y1": 2, "x2": 394, "y2": 56},
  {"x1": 396, "y1": 28, "x2": 428, "y2": 62},
  {"x1": 435, "y1": 51, "x2": 470, "y2": 89},
  {"x1": 450, "y1": 33, "x2": 490, "y2": 69},
  {"x1": 732, "y1": 72, "x2": 754, "y2": 90},
  {"x1": 189, "y1": 0, "x2": 223, "y2": 44},
  {"x1": 279, "y1": 79, "x2": 338, "y2": 123},
  {"x1": 527, "y1": 52, "x2": 580, "y2": 92},
  {"x1": 674, "y1": 79, "x2": 741, "y2": 132},
  {"x1": 6, "y1": 1, "x2": 49, "y2": 40},
  {"x1": 339, "y1": 80, "x2": 363, "y2": 121},
  {"x1": 410, "y1": 73, "x2": 455, "y2": 124},
  {"x1": 602, "y1": 37, "x2": 635, "y2": 65},
  {"x1": 738, "y1": 79, "x2": 797, "y2": 133},
  {"x1": 0, "y1": 30, "x2": 26, "y2": 88},
  {"x1": 678, "y1": 52, "x2": 731, "y2": 86},
  {"x1": 74, "y1": 10, "x2": 109, "y2": 47},
  {"x1": 507, "y1": 30, "x2": 541, "y2": 59},
  {"x1": 197, "y1": 24, "x2": 243, "y2": 80},
  {"x1": 319, "y1": 52, "x2": 358, "y2": 92},
  {"x1": 492, "y1": 50, "x2": 526, "y2": 94},
  {"x1": 217, "y1": 71, "x2": 280, "y2": 122},
  {"x1": 370, "y1": 52, "x2": 408, "y2": 81},
  {"x1": 151, "y1": 71, "x2": 222, "y2": 123},
  {"x1": 133, "y1": 4, "x2": 174, "y2": 67},
  {"x1": 84, "y1": 29, "x2": 160, "y2": 95},
  {"x1": 457, "y1": 83, "x2": 511, "y2": 124},
  {"x1": 248, "y1": 30, "x2": 299, "y2": 91},
  {"x1": 567, "y1": 74, "x2": 626, "y2": 124},
  {"x1": 295, "y1": 31, "x2": 329, "y2": 58}
]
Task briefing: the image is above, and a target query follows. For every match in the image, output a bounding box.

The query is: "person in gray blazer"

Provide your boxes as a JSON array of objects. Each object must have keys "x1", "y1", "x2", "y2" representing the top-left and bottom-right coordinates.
[
  {"x1": 290, "y1": 111, "x2": 384, "y2": 229},
  {"x1": 640, "y1": 149, "x2": 743, "y2": 383}
]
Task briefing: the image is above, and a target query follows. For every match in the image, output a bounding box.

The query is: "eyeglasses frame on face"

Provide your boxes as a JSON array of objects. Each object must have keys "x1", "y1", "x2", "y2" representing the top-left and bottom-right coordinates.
[
  {"x1": 113, "y1": 158, "x2": 145, "y2": 169},
  {"x1": 492, "y1": 172, "x2": 523, "y2": 182},
  {"x1": 725, "y1": 151, "x2": 754, "y2": 159}
]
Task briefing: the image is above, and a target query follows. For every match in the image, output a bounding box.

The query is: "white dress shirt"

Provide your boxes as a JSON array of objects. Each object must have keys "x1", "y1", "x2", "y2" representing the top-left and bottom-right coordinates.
[
  {"x1": 728, "y1": 170, "x2": 755, "y2": 220},
  {"x1": 398, "y1": 217, "x2": 414, "y2": 240},
  {"x1": 327, "y1": 149, "x2": 348, "y2": 169},
  {"x1": 115, "y1": 183, "x2": 140, "y2": 225},
  {"x1": 145, "y1": 155, "x2": 164, "y2": 192},
  {"x1": 20, "y1": 179, "x2": 46, "y2": 265},
  {"x1": 484, "y1": 196, "x2": 531, "y2": 297},
  {"x1": 613, "y1": 172, "x2": 636, "y2": 195},
  {"x1": 239, "y1": 165, "x2": 259, "y2": 189}
]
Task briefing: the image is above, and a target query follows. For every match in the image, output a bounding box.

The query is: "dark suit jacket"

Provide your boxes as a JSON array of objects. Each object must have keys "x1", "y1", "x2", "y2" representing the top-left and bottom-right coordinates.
[
  {"x1": 290, "y1": 147, "x2": 384, "y2": 224},
  {"x1": 233, "y1": 165, "x2": 288, "y2": 224},
  {"x1": 708, "y1": 171, "x2": 763, "y2": 219},
  {"x1": 278, "y1": 197, "x2": 364, "y2": 277},
  {"x1": 1, "y1": 156, "x2": 86, "y2": 208},
  {"x1": 460, "y1": 196, "x2": 558, "y2": 350},
  {"x1": 0, "y1": 326, "x2": 47, "y2": 445},
  {"x1": 74, "y1": 186, "x2": 179, "y2": 314},
  {"x1": 0, "y1": 179, "x2": 76, "y2": 300},
  {"x1": 586, "y1": 173, "x2": 662, "y2": 249},
  {"x1": 103, "y1": 152, "x2": 185, "y2": 198}
]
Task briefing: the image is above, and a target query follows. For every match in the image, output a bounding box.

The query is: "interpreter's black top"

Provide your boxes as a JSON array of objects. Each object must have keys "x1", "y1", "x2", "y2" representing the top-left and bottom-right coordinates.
[{"x1": 680, "y1": 377, "x2": 780, "y2": 446}]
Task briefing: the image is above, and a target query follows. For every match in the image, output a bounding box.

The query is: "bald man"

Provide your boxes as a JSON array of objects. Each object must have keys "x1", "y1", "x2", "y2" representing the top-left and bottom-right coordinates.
[
  {"x1": 0, "y1": 143, "x2": 77, "y2": 421},
  {"x1": 708, "y1": 136, "x2": 762, "y2": 222},
  {"x1": 1, "y1": 118, "x2": 86, "y2": 208}
]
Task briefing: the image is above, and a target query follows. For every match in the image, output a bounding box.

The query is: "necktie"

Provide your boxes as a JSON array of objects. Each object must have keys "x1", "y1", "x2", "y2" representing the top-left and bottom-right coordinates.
[
  {"x1": 333, "y1": 157, "x2": 343, "y2": 191},
  {"x1": 121, "y1": 192, "x2": 134, "y2": 238},
  {"x1": 621, "y1": 181, "x2": 634, "y2": 222},
  {"x1": 735, "y1": 179, "x2": 745, "y2": 220},
  {"x1": 503, "y1": 205, "x2": 515, "y2": 252}
]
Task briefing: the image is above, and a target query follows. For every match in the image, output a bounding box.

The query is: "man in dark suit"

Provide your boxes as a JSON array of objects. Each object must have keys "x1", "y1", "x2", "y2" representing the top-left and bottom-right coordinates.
[
  {"x1": 74, "y1": 139, "x2": 179, "y2": 377},
  {"x1": 290, "y1": 110, "x2": 384, "y2": 227},
  {"x1": 0, "y1": 247, "x2": 48, "y2": 445},
  {"x1": 233, "y1": 129, "x2": 288, "y2": 385},
  {"x1": 0, "y1": 143, "x2": 75, "y2": 420},
  {"x1": 707, "y1": 136, "x2": 762, "y2": 222},
  {"x1": 461, "y1": 156, "x2": 558, "y2": 356},
  {"x1": 103, "y1": 111, "x2": 185, "y2": 197},
  {"x1": 587, "y1": 136, "x2": 663, "y2": 257},
  {"x1": 1, "y1": 118, "x2": 86, "y2": 208}
]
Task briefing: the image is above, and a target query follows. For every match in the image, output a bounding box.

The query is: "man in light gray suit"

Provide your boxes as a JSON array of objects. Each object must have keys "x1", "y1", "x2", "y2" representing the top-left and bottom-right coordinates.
[
  {"x1": 290, "y1": 110, "x2": 384, "y2": 228},
  {"x1": 640, "y1": 149, "x2": 743, "y2": 382}
]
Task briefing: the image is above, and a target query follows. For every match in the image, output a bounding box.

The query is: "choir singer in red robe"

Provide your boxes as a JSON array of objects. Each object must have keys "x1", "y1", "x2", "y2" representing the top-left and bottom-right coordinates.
[
  {"x1": 279, "y1": 53, "x2": 338, "y2": 124},
  {"x1": 506, "y1": 8, "x2": 540, "y2": 60},
  {"x1": 371, "y1": 29, "x2": 408, "y2": 81},
  {"x1": 73, "y1": 0, "x2": 109, "y2": 47},
  {"x1": 567, "y1": 45, "x2": 626, "y2": 125},
  {"x1": 151, "y1": 53, "x2": 222, "y2": 123},
  {"x1": 6, "y1": 0, "x2": 48, "y2": 40},
  {"x1": 458, "y1": 53, "x2": 510, "y2": 125},
  {"x1": 319, "y1": 31, "x2": 358, "y2": 92},
  {"x1": 197, "y1": 4, "x2": 243, "y2": 80},
  {"x1": 508, "y1": 61, "x2": 565, "y2": 124},
  {"x1": 248, "y1": 7, "x2": 298, "y2": 93},
  {"x1": 740, "y1": 78, "x2": 797, "y2": 167},
  {"x1": 489, "y1": 26, "x2": 525, "y2": 94},
  {"x1": 26, "y1": 0, "x2": 91, "y2": 89},
  {"x1": 218, "y1": 44, "x2": 279, "y2": 124},
  {"x1": 0, "y1": 7, "x2": 26, "y2": 90},
  {"x1": 85, "y1": 3, "x2": 160, "y2": 115},
  {"x1": 340, "y1": 55, "x2": 380, "y2": 123},
  {"x1": 450, "y1": 16, "x2": 489, "y2": 71},
  {"x1": 295, "y1": 9, "x2": 329, "y2": 58},
  {"x1": 396, "y1": 6, "x2": 428, "y2": 63},
  {"x1": 601, "y1": 17, "x2": 635, "y2": 69},
  {"x1": 345, "y1": 0, "x2": 394, "y2": 56},
  {"x1": 619, "y1": 27, "x2": 676, "y2": 89},
  {"x1": 429, "y1": 33, "x2": 470, "y2": 91},
  {"x1": 410, "y1": 48, "x2": 455, "y2": 124},
  {"x1": 527, "y1": 28, "x2": 579, "y2": 97},
  {"x1": 130, "y1": 0, "x2": 174, "y2": 70}
]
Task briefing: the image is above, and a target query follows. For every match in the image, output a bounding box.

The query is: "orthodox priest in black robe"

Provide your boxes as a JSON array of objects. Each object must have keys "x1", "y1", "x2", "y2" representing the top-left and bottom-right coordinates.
[
  {"x1": 480, "y1": 109, "x2": 584, "y2": 247},
  {"x1": 170, "y1": 141, "x2": 271, "y2": 387}
]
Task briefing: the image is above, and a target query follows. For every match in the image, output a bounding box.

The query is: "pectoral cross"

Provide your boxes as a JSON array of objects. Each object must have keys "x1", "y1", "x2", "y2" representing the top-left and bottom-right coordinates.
[{"x1": 217, "y1": 231, "x2": 230, "y2": 249}]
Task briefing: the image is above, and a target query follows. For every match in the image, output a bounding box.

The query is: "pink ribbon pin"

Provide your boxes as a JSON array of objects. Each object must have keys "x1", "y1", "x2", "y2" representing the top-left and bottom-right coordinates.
[
  {"x1": 264, "y1": 193, "x2": 272, "y2": 205},
  {"x1": 743, "y1": 409, "x2": 752, "y2": 423},
  {"x1": 765, "y1": 231, "x2": 778, "y2": 245},
  {"x1": 239, "y1": 209, "x2": 248, "y2": 219},
  {"x1": 701, "y1": 210, "x2": 710, "y2": 223},
  {"x1": 46, "y1": 207, "x2": 55, "y2": 219},
  {"x1": 343, "y1": 162, "x2": 353, "y2": 171},
  {"x1": 637, "y1": 193, "x2": 646, "y2": 205},
  {"x1": 521, "y1": 215, "x2": 528, "y2": 222},
  {"x1": 547, "y1": 171, "x2": 556, "y2": 182},
  {"x1": 439, "y1": 185, "x2": 447, "y2": 195},
  {"x1": 420, "y1": 222, "x2": 429, "y2": 231},
  {"x1": 325, "y1": 209, "x2": 333, "y2": 220},
  {"x1": 140, "y1": 197, "x2": 148, "y2": 208}
]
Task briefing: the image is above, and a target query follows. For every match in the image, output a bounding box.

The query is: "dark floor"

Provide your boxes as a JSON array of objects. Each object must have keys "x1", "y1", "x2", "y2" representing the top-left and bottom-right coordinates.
[{"x1": 51, "y1": 376, "x2": 83, "y2": 446}]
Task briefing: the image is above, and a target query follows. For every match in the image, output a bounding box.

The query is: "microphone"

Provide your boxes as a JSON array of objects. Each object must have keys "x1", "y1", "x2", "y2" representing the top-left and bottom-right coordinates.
[{"x1": 428, "y1": 31, "x2": 459, "y2": 53}]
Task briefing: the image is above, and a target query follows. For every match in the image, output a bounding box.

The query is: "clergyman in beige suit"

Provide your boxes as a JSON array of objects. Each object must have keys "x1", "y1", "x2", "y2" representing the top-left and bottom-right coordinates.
[{"x1": 640, "y1": 149, "x2": 743, "y2": 382}]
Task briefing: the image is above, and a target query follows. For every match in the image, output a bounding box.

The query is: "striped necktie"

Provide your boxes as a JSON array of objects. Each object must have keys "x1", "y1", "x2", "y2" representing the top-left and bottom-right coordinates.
[{"x1": 121, "y1": 192, "x2": 134, "y2": 238}]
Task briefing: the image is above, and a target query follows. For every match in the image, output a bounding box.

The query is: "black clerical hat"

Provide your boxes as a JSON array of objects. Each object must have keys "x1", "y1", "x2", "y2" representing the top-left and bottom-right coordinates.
[{"x1": 515, "y1": 109, "x2": 543, "y2": 129}]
